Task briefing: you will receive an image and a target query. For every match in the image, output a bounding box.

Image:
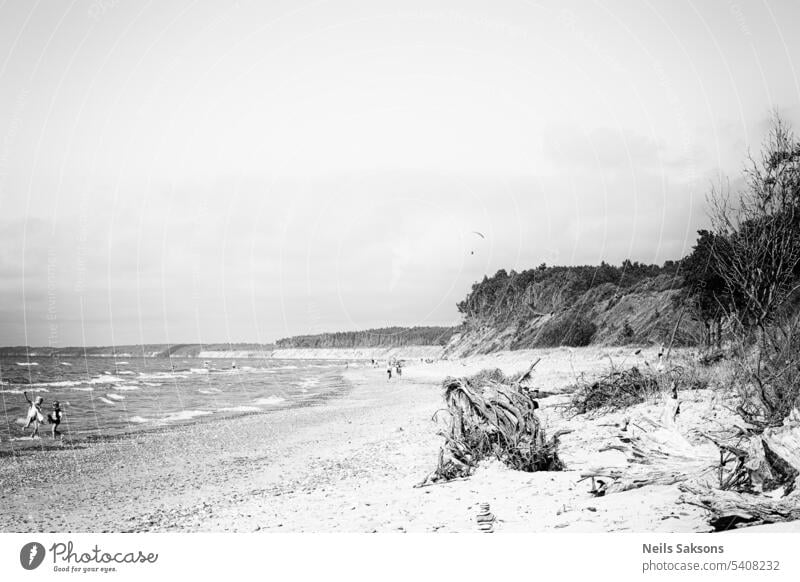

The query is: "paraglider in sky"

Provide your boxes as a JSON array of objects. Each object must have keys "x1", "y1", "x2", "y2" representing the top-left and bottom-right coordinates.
[{"x1": 470, "y1": 231, "x2": 485, "y2": 255}]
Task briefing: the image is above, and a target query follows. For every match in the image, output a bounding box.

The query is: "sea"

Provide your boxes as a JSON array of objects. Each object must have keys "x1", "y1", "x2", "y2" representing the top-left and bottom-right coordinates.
[{"x1": 0, "y1": 355, "x2": 349, "y2": 448}]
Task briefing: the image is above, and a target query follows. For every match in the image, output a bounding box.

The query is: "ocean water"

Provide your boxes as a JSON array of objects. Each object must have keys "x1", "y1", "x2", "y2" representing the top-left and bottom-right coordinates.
[{"x1": 0, "y1": 356, "x2": 348, "y2": 447}]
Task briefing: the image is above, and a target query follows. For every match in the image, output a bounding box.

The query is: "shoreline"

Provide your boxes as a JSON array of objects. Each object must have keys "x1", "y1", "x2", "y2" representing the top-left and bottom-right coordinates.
[
  {"x1": 0, "y1": 371, "x2": 352, "y2": 457},
  {"x1": 0, "y1": 364, "x2": 442, "y2": 532},
  {"x1": 0, "y1": 383, "x2": 351, "y2": 458}
]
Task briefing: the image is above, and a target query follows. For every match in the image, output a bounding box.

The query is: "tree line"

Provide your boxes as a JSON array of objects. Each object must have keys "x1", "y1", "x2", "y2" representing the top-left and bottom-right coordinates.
[{"x1": 275, "y1": 326, "x2": 455, "y2": 349}]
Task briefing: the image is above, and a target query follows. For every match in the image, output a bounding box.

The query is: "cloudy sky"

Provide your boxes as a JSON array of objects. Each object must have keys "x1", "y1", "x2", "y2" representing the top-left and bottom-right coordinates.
[{"x1": 1, "y1": 0, "x2": 799, "y2": 347}]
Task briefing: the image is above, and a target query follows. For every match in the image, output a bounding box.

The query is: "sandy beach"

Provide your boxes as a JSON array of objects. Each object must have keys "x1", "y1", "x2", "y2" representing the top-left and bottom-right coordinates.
[{"x1": 2, "y1": 346, "x2": 797, "y2": 533}]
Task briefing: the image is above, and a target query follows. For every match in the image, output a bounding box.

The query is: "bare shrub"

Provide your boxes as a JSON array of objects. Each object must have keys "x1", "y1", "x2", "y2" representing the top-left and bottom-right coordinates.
[
  {"x1": 733, "y1": 314, "x2": 800, "y2": 429},
  {"x1": 709, "y1": 115, "x2": 800, "y2": 335},
  {"x1": 707, "y1": 115, "x2": 800, "y2": 427}
]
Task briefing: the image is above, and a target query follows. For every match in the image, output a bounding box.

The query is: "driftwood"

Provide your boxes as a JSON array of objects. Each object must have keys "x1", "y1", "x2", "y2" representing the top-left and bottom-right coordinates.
[
  {"x1": 579, "y1": 468, "x2": 686, "y2": 493},
  {"x1": 701, "y1": 415, "x2": 800, "y2": 494},
  {"x1": 576, "y1": 397, "x2": 721, "y2": 500},
  {"x1": 680, "y1": 483, "x2": 800, "y2": 531},
  {"x1": 418, "y1": 361, "x2": 563, "y2": 486},
  {"x1": 680, "y1": 413, "x2": 800, "y2": 529}
]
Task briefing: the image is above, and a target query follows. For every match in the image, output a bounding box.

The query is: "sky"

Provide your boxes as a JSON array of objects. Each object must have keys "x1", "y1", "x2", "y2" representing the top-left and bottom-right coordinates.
[{"x1": 1, "y1": 0, "x2": 799, "y2": 347}]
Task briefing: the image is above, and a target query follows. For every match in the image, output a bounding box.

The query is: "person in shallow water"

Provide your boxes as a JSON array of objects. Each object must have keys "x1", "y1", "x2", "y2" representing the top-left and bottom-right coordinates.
[
  {"x1": 48, "y1": 401, "x2": 64, "y2": 439},
  {"x1": 387, "y1": 366, "x2": 392, "y2": 380},
  {"x1": 22, "y1": 391, "x2": 45, "y2": 438}
]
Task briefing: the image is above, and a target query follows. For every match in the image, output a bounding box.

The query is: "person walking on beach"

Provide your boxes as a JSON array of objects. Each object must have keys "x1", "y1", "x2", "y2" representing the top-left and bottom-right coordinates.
[
  {"x1": 22, "y1": 391, "x2": 45, "y2": 438},
  {"x1": 387, "y1": 366, "x2": 392, "y2": 380},
  {"x1": 47, "y1": 401, "x2": 64, "y2": 439}
]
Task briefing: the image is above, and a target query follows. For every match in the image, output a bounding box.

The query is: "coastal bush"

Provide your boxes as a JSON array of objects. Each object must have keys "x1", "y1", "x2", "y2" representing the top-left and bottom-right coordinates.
[
  {"x1": 622, "y1": 321, "x2": 635, "y2": 341},
  {"x1": 536, "y1": 312, "x2": 597, "y2": 347}
]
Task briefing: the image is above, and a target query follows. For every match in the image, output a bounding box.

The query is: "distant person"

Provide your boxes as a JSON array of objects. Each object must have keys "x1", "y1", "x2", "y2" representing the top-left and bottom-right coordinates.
[
  {"x1": 387, "y1": 366, "x2": 392, "y2": 380},
  {"x1": 22, "y1": 391, "x2": 45, "y2": 438},
  {"x1": 395, "y1": 364, "x2": 402, "y2": 377},
  {"x1": 47, "y1": 401, "x2": 64, "y2": 439}
]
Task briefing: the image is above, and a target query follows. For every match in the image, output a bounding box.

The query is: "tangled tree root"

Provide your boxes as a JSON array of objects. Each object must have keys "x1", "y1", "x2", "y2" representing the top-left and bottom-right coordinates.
[{"x1": 418, "y1": 361, "x2": 566, "y2": 486}]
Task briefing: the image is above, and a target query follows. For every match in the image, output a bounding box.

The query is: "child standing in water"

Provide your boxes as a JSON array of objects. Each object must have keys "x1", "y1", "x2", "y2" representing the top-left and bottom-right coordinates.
[
  {"x1": 22, "y1": 391, "x2": 45, "y2": 438},
  {"x1": 48, "y1": 401, "x2": 64, "y2": 439}
]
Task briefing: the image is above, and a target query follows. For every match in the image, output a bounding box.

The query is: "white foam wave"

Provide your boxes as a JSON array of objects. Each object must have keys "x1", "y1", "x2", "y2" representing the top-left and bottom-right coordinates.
[
  {"x1": 106, "y1": 394, "x2": 125, "y2": 401},
  {"x1": 84, "y1": 375, "x2": 127, "y2": 385},
  {"x1": 160, "y1": 410, "x2": 212, "y2": 423},
  {"x1": 137, "y1": 372, "x2": 184, "y2": 380},
  {"x1": 1, "y1": 386, "x2": 50, "y2": 393},
  {"x1": 28, "y1": 380, "x2": 83, "y2": 388},
  {"x1": 16, "y1": 362, "x2": 38, "y2": 366},
  {"x1": 255, "y1": 396, "x2": 286, "y2": 406}
]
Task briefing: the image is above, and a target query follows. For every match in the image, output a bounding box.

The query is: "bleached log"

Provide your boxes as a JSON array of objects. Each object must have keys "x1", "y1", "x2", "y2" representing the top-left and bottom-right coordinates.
[{"x1": 680, "y1": 483, "x2": 800, "y2": 530}]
